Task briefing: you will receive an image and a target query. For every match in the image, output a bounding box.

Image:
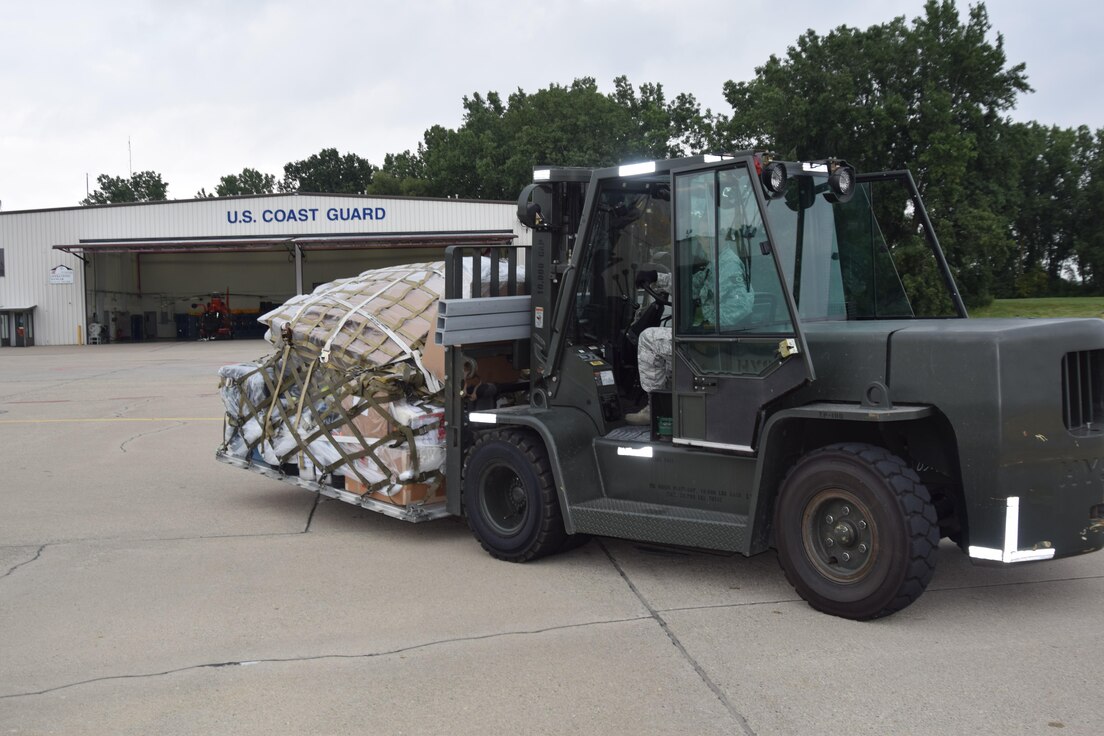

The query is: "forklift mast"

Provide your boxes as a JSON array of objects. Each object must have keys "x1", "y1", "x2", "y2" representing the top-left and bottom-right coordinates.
[{"x1": 516, "y1": 167, "x2": 591, "y2": 384}]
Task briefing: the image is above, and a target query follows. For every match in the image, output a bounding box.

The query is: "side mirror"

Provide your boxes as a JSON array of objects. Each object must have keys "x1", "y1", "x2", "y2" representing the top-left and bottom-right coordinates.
[{"x1": 517, "y1": 183, "x2": 550, "y2": 229}]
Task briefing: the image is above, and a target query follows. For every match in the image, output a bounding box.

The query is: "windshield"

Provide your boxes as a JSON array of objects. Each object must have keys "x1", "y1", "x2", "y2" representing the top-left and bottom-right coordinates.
[
  {"x1": 764, "y1": 175, "x2": 959, "y2": 320},
  {"x1": 571, "y1": 180, "x2": 671, "y2": 344}
]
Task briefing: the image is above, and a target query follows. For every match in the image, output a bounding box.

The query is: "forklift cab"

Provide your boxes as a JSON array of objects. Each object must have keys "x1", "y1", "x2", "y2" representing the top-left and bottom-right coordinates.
[{"x1": 551, "y1": 154, "x2": 817, "y2": 452}]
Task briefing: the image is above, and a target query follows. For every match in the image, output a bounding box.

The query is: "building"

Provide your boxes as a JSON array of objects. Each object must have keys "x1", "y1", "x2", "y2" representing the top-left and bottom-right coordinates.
[{"x1": 0, "y1": 193, "x2": 526, "y2": 346}]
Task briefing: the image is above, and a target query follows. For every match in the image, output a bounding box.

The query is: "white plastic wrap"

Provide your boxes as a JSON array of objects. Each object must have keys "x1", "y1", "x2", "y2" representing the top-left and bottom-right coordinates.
[{"x1": 219, "y1": 256, "x2": 524, "y2": 507}]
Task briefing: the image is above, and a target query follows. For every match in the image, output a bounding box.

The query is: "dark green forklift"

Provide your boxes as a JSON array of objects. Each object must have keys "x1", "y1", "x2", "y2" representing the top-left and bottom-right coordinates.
[{"x1": 437, "y1": 152, "x2": 1104, "y2": 620}]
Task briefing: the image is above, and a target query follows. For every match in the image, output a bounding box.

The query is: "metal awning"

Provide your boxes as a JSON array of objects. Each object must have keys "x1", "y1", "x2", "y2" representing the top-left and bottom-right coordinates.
[{"x1": 53, "y1": 230, "x2": 517, "y2": 256}]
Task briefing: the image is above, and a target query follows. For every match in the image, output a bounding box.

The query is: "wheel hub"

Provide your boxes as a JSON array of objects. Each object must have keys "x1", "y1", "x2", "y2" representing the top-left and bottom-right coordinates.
[
  {"x1": 480, "y1": 464, "x2": 530, "y2": 536},
  {"x1": 508, "y1": 482, "x2": 527, "y2": 513},
  {"x1": 803, "y1": 490, "x2": 876, "y2": 582}
]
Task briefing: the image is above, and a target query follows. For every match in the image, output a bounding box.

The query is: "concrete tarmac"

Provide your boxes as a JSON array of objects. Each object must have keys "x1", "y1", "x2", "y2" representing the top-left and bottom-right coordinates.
[{"x1": 1, "y1": 341, "x2": 1101, "y2": 735}]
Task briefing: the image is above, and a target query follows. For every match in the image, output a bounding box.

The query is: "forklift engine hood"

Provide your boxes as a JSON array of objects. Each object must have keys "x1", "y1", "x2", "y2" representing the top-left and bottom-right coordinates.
[{"x1": 798, "y1": 317, "x2": 1104, "y2": 558}]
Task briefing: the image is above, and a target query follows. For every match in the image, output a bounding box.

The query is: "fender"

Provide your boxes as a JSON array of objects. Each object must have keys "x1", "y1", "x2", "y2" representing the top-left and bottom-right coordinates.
[
  {"x1": 747, "y1": 402, "x2": 934, "y2": 553},
  {"x1": 463, "y1": 405, "x2": 602, "y2": 534}
]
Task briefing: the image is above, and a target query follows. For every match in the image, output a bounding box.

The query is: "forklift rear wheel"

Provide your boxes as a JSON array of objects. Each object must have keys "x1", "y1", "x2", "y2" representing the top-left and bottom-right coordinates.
[
  {"x1": 774, "y1": 443, "x2": 939, "y2": 620},
  {"x1": 463, "y1": 430, "x2": 570, "y2": 562}
]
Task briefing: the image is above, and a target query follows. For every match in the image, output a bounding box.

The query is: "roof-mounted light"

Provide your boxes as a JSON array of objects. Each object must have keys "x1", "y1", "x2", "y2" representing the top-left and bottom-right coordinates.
[
  {"x1": 761, "y1": 161, "x2": 789, "y2": 199},
  {"x1": 618, "y1": 161, "x2": 657, "y2": 177},
  {"x1": 825, "y1": 161, "x2": 857, "y2": 204}
]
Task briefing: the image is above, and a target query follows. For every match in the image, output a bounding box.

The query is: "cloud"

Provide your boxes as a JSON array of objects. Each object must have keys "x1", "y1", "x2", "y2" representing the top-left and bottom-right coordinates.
[{"x1": 1, "y1": 0, "x2": 1101, "y2": 210}]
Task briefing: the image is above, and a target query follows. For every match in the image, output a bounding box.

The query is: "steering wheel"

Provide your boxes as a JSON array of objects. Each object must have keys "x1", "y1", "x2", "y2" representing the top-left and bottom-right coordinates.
[{"x1": 642, "y1": 282, "x2": 670, "y2": 307}]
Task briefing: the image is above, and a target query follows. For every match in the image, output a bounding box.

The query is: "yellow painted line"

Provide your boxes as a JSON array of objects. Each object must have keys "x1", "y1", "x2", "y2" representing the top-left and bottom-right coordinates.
[{"x1": 0, "y1": 417, "x2": 223, "y2": 424}]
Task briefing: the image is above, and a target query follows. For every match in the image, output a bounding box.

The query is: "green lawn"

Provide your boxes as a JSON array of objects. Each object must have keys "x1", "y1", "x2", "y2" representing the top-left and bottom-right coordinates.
[{"x1": 970, "y1": 297, "x2": 1104, "y2": 319}]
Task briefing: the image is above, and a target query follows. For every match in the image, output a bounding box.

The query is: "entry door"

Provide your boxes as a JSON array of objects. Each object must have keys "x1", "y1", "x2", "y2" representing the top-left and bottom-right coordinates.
[{"x1": 670, "y1": 164, "x2": 813, "y2": 452}]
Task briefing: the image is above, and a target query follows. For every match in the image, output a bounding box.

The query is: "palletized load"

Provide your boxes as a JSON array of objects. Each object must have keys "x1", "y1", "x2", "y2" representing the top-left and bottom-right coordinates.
[{"x1": 216, "y1": 257, "x2": 523, "y2": 520}]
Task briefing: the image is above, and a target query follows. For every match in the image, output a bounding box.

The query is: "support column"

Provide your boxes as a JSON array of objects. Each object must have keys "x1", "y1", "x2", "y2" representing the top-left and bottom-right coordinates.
[{"x1": 294, "y1": 245, "x2": 304, "y2": 295}]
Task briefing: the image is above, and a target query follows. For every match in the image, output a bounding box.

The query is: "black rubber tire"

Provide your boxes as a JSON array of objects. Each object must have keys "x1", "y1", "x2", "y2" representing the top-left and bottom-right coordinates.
[
  {"x1": 462, "y1": 430, "x2": 568, "y2": 562},
  {"x1": 773, "y1": 443, "x2": 939, "y2": 620}
]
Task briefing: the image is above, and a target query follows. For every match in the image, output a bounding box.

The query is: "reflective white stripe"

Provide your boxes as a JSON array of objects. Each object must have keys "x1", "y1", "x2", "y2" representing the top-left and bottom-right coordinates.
[
  {"x1": 617, "y1": 446, "x2": 653, "y2": 458},
  {"x1": 672, "y1": 437, "x2": 754, "y2": 453},
  {"x1": 703, "y1": 154, "x2": 732, "y2": 163},
  {"x1": 968, "y1": 496, "x2": 1057, "y2": 563},
  {"x1": 619, "y1": 161, "x2": 657, "y2": 177},
  {"x1": 801, "y1": 162, "x2": 828, "y2": 173},
  {"x1": 533, "y1": 169, "x2": 551, "y2": 181},
  {"x1": 468, "y1": 412, "x2": 498, "y2": 424}
]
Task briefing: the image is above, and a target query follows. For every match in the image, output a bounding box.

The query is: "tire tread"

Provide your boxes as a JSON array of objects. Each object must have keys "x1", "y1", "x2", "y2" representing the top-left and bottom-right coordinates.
[
  {"x1": 776, "y1": 442, "x2": 939, "y2": 620},
  {"x1": 462, "y1": 429, "x2": 568, "y2": 563}
]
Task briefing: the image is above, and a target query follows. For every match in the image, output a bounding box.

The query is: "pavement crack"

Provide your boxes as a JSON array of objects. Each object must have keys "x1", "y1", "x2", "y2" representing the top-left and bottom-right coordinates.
[
  {"x1": 119, "y1": 421, "x2": 183, "y2": 453},
  {"x1": 1, "y1": 544, "x2": 47, "y2": 580},
  {"x1": 112, "y1": 396, "x2": 155, "y2": 419},
  {"x1": 0, "y1": 366, "x2": 136, "y2": 403},
  {"x1": 927, "y1": 573, "x2": 1104, "y2": 593},
  {"x1": 658, "y1": 597, "x2": 804, "y2": 615},
  {"x1": 600, "y1": 541, "x2": 758, "y2": 736},
  {"x1": 302, "y1": 494, "x2": 322, "y2": 533},
  {"x1": 0, "y1": 615, "x2": 651, "y2": 700}
]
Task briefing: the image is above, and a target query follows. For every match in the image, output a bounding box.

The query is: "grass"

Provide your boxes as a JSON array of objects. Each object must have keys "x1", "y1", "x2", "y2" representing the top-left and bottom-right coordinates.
[{"x1": 970, "y1": 297, "x2": 1104, "y2": 319}]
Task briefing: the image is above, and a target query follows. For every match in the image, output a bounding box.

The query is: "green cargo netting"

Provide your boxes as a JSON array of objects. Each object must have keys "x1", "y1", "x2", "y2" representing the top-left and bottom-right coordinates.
[{"x1": 218, "y1": 262, "x2": 448, "y2": 503}]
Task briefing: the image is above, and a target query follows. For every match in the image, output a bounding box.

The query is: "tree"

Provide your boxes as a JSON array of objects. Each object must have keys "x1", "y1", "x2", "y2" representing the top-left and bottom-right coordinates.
[
  {"x1": 367, "y1": 151, "x2": 430, "y2": 196},
  {"x1": 211, "y1": 167, "x2": 277, "y2": 197},
  {"x1": 389, "y1": 77, "x2": 714, "y2": 201},
  {"x1": 1072, "y1": 129, "x2": 1104, "y2": 291},
  {"x1": 81, "y1": 171, "x2": 169, "y2": 205},
  {"x1": 716, "y1": 1, "x2": 1030, "y2": 305},
  {"x1": 278, "y1": 148, "x2": 376, "y2": 194},
  {"x1": 1007, "y1": 124, "x2": 1096, "y2": 289}
]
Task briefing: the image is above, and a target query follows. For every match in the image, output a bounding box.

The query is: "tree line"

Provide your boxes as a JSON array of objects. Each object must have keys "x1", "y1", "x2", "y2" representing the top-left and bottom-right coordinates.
[{"x1": 80, "y1": 1, "x2": 1103, "y2": 306}]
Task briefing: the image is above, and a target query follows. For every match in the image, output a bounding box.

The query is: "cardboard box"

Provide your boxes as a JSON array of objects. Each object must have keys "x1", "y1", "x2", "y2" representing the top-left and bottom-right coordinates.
[
  {"x1": 333, "y1": 396, "x2": 392, "y2": 439},
  {"x1": 421, "y1": 304, "x2": 445, "y2": 382},
  {"x1": 469, "y1": 354, "x2": 520, "y2": 386},
  {"x1": 339, "y1": 421, "x2": 446, "y2": 507},
  {"x1": 345, "y1": 474, "x2": 444, "y2": 506}
]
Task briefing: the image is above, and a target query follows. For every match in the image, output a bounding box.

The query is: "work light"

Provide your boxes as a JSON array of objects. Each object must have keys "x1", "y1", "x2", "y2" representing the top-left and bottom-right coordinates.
[
  {"x1": 825, "y1": 163, "x2": 856, "y2": 203},
  {"x1": 761, "y1": 162, "x2": 788, "y2": 199}
]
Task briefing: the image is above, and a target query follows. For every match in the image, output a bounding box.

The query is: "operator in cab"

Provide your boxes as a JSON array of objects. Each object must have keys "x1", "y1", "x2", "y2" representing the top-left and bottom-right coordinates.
[{"x1": 626, "y1": 200, "x2": 756, "y2": 425}]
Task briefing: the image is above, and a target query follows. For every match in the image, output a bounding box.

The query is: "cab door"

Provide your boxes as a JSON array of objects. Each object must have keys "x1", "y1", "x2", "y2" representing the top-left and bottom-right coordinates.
[{"x1": 670, "y1": 162, "x2": 814, "y2": 452}]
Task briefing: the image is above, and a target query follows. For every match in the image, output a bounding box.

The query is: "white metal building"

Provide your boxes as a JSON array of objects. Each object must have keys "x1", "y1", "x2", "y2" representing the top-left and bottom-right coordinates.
[{"x1": 0, "y1": 193, "x2": 526, "y2": 346}]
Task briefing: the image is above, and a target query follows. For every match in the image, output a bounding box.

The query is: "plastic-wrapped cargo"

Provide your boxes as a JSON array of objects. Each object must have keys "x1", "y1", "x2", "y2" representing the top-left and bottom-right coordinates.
[{"x1": 216, "y1": 257, "x2": 524, "y2": 520}]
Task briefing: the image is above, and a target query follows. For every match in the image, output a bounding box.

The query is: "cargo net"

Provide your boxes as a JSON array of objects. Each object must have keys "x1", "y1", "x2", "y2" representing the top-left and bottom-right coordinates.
[{"x1": 217, "y1": 257, "x2": 520, "y2": 507}]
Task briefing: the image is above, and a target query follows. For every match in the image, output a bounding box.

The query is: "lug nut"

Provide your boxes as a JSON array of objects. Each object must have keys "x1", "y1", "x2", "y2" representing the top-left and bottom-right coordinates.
[
  {"x1": 825, "y1": 514, "x2": 835, "y2": 524},
  {"x1": 858, "y1": 520, "x2": 868, "y2": 530},
  {"x1": 858, "y1": 544, "x2": 868, "y2": 553},
  {"x1": 842, "y1": 552, "x2": 851, "y2": 562},
  {"x1": 825, "y1": 538, "x2": 835, "y2": 547},
  {"x1": 841, "y1": 506, "x2": 851, "y2": 516}
]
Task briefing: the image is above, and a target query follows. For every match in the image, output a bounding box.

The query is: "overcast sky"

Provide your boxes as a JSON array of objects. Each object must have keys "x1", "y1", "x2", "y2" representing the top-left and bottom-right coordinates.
[{"x1": 1, "y1": 0, "x2": 1100, "y2": 212}]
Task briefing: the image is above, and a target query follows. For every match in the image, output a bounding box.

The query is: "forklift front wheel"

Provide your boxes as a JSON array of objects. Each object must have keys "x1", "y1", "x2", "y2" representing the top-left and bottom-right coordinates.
[
  {"x1": 462, "y1": 430, "x2": 568, "y2": 562},
  {"x1": 774, "y1": 443, "x2": 939, "y2": 620}
]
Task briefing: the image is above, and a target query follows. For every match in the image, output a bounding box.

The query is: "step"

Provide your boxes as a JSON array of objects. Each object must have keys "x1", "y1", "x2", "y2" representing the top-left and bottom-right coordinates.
[{"x1": 568, "y1": 497, "x2": 750, "y2": 553}]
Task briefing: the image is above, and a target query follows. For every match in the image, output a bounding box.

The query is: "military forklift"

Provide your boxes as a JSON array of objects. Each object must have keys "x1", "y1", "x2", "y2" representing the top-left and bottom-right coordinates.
[{"x1": 436, "y1": 152, "x2": 1104, "y2": 620}]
